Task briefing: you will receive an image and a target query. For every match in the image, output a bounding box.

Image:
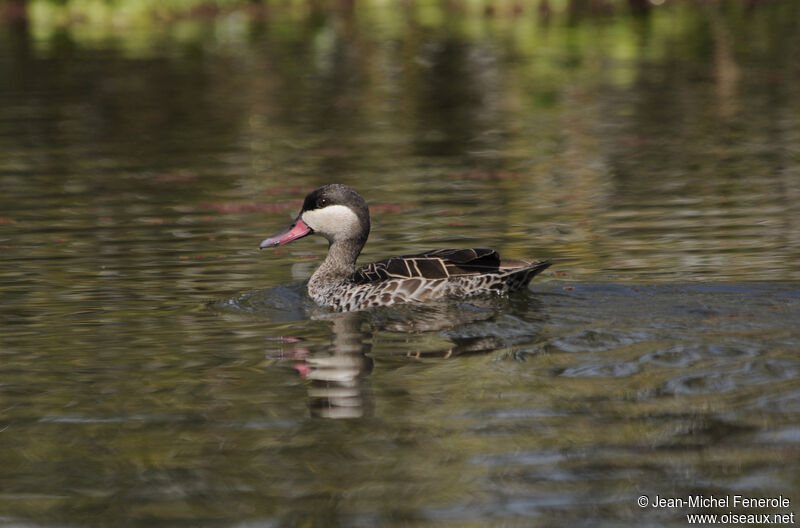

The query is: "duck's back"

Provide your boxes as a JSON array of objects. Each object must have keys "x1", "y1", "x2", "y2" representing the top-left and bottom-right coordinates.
[
  {"x1": 349, "y1": 248, "x2": 509, "y2": 284},
  {"x1": 349, "y1": 246, "x2": 547, "y2": 291}
]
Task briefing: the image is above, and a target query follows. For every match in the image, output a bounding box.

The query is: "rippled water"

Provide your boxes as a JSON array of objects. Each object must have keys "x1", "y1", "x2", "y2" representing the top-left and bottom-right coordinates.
[{"x1": 1, "y1": 1, "x2": 800, "y2": 526}]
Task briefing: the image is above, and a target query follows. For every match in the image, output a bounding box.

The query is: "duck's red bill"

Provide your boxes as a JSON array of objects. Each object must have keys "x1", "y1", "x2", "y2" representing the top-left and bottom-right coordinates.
[{"x1": 259, "y1": 218, "x2": 312, "y2": 248}]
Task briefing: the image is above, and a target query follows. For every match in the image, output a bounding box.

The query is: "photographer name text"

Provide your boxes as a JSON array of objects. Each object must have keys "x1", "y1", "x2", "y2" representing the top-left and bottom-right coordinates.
[{"x1": 649, "y1": 495, "x2": 790, "y2": 509}]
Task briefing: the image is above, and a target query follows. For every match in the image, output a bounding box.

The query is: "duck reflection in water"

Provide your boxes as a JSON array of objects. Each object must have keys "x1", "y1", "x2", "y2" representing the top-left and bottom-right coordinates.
[
  {"x1": 298, "y1": 311, "x2": 374, "y2": 419},
  {"x1": 270, "y1": 295, "x2": 545, "y2": 419}
]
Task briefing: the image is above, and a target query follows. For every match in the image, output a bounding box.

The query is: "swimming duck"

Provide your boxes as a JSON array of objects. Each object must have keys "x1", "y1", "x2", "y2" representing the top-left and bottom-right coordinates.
[{"x1": 259, "y1": 184, "x2": 550, "y2": 312}]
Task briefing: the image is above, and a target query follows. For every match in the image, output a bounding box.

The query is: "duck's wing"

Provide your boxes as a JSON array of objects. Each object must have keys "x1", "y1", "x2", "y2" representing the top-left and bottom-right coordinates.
[{"x1": 348, "y1": 248, "x2": 504, "y2": 284}]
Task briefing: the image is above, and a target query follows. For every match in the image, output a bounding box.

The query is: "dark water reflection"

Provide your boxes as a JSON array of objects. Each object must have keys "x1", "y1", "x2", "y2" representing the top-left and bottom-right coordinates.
[{"x1": 1, "y1": 1, "x2": 800, "y2": 526}]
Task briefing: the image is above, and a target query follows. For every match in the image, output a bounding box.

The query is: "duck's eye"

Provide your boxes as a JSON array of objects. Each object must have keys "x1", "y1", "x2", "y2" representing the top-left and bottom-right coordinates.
[{"x1": 317, "y1": 197, "x2": 328, "y2": 208}]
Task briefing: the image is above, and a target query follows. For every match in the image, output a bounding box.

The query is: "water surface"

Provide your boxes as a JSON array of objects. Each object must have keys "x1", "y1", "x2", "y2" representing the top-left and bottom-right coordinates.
[{"x1": 1, "y1": 1, "x2": 799, "y2": 526}]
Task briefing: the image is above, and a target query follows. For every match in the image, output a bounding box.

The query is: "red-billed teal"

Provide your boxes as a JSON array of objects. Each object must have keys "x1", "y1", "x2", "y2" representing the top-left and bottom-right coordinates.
[{"x1": 260, "y1": 184, "x2": 550, "y2": 312}]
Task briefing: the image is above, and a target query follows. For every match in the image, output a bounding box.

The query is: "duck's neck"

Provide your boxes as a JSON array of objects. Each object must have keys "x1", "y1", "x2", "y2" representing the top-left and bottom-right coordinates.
[{"x1": 309, "y1": 239, "x2": 363, "y2": 291}]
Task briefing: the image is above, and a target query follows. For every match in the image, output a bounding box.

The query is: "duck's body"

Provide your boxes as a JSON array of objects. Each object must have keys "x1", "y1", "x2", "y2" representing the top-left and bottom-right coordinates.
[
  {"x1": 323, "y1": 248, "x2": 550, "y2": 312},
  {"x1": 260, "y1": 185, "x2": 550, "y2": 312}
]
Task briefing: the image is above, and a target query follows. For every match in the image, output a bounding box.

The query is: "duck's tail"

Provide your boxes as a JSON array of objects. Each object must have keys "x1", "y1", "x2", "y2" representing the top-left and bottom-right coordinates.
[{"x1": 499, "y1": 259, "x2": 552, "y2": 292}]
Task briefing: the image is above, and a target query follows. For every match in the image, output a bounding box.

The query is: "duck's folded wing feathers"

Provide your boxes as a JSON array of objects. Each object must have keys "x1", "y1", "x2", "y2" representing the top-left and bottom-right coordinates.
[{"x1": 348, "y1": 248, "x2": 513, "y2": 284}]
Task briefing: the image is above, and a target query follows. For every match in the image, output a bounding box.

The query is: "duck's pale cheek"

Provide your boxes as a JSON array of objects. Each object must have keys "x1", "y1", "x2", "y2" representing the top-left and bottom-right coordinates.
[{"x1": 302, "y1": 205, "x2": 360, "y2": 239}]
